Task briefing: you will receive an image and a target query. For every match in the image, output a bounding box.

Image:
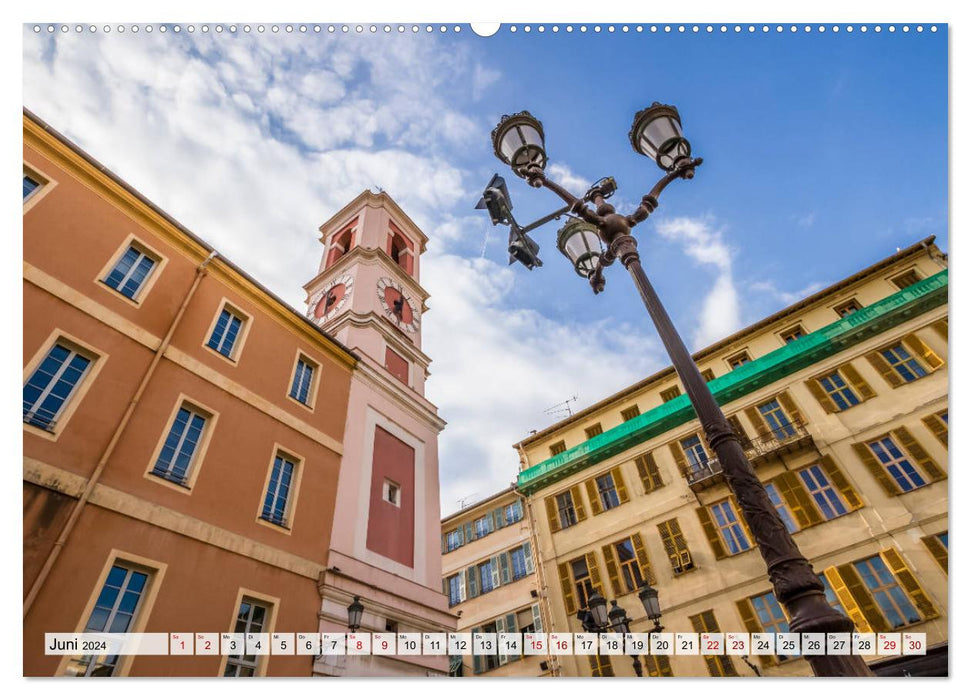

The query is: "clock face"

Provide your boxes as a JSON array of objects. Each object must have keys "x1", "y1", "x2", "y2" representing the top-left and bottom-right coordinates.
[
  {"x1": 308, "y1": 274, "x2": 354, "y2": 324},
  {"x1": 376, "y1": 277, "x2": 420, "y2": 334}
]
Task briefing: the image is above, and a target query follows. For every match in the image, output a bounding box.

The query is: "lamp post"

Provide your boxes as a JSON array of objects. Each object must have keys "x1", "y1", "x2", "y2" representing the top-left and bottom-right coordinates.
[
  {"x1": 484, "y1": 105, "x2": 871, "y2": 677},
  {"x1": 577, "y1": 593, "x2": 643, "y2": 677},
  {"x1": 347, "y1": 596, "x2": 364, "y2": 633}
]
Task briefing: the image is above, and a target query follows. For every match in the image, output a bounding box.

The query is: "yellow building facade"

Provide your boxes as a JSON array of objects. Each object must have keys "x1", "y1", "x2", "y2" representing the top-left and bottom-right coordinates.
[{"x1": 504, "y1": 238, "x2": 947, "y2": 677}]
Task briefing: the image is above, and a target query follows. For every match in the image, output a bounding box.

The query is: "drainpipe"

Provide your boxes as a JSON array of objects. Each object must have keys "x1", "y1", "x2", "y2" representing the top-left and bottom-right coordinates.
[{"x1": 24, "y1": 251, "x2": 218, "y2": 617}]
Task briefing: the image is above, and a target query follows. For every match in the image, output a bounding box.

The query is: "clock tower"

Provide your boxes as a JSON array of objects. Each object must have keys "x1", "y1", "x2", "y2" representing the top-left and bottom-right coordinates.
[{"x1": 305, "y1": 191, "x2": 454, "y2": 676}]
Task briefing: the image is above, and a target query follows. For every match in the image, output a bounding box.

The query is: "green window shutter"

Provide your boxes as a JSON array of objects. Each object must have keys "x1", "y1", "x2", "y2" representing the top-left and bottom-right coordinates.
[
  {"x1": 892, "y1": 426, "x2": 946, "y2": 481},
  {"x1": 585, "y1": 478, "x2": 604, "y2": 516},
  {"x1": 696, "y1": 506, "x2": 728, "y2": 559},
  {"x1": 495, "y1": 615, "x2": 507, "y2": 666},
  {"x1": 441, "y1": 534, "x2": 447, "y2": 554},
  {"x1": 490, "y1": 555, "x2": 501, "y2": 590},
  {"x1": 611, "y1": 467, "x2": 629, "y2": 503},
  {"x1": 805, "y1": 377, "x2": 839, "y2": 413},
  {"x1": 523, "y1": 540, "x2": 535, "y2": 574},
  {"x1": 842, "y1": 363, "x2": 876, "y2": 401},
  {"x1": 485, "y1": 512, "x2": 495, "y2": 533},
  {"x1": 851, "y1": 442, "x2": 901, "y2": 496},
  {"x1": 558, "y1": 562, "x2": 576, "y2": 614},
  {"x1": 601, "y1": 543, "x2": 622, "y2": 597},
  {"x1": 441, "y1": 577, "x2": 447, "y2": 595},
  {"x1": 818, "y1": 455, "x2": 863, "y2": 510},
  {"x1": 499, "y1": 552, "x2": 511, "y2": 585},
  {"x1": 466, "y1": 566, "x2": 479, "y2": 598},
  {"x1": 494, "y1": 507, "x2": 505, "y2": 529},
  {"x1": 866, "y1": 350, "x2": 904, "y2": 388},
  {"x1": 545, "y1": 496, "x2": 561, "y2": 534},
  {"x1": 531, "y1": 603, "x2": 543, "y2": 633},
  {"x1": 504, "y1": 613, "x2": 519, "y2": 660},
  {"x1": 902, "y1": 333, "x2": 944, "y2": 371},
  {"x1": 880, "y1": 548, "x2": 939, "y2": 619},
  {"x1": 471, "y1": 626, "x2": 482, "y2": 674},
  {"x1": 464, "y1": 522, "x2": 474, "y2": 542},
  {"x1": 836, "y1": 563, "x2": 889, "y2": 632}
]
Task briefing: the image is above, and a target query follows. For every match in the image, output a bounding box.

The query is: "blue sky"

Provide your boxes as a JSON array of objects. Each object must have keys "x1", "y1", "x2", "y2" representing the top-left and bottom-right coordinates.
[{"x1": 22, "y1": 23, "x2": 947, "y2": 514}]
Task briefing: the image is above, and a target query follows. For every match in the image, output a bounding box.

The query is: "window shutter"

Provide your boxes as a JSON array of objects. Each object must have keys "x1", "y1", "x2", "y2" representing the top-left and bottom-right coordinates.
[
  {"x1": 735, "y1": 598, "x2": 774, "y2": 666},
  {"x1": 669, "y1": 441, "x2": 690, "y2": 478},
  {"x1": 892, "y1": 426, "x2": 946, "y2": 481},
  {"x1": 458, "y1": 571, "x2": 467, "y2": 601},
  {"x1": 464, "y1": 522, "x2": 474, "y2": 542},
  {"x1": 696, "y1": 506, "x2": 728, "y2": 559},
  {"x1": 456, "y1": 528, "x2": 464, "y2": 546},
  {"x1": 631, "y1": 532, "x2": 656, "y2": 585},
  {"x1": 611, "y1": 467, "x2": 629, "y2": 503},
  {"x1": 921, "y1": 534, "x2": 948, "y2": 573},
  {"x1": 842, "y1": 363, "x2": 876, "y2": 401},
  {"x1": 505, "y1": 612, "x2": 519, "y2": 659},
  {"x1": 866, "y1": 350, "x2": 904, "y2": 388},
  {"x1": 817, "y1": 455, "x2": 863, "y2": 510},
  {"x1": 442, "y1": 578, "x2": 447, "y2": 595},
  {"x1": 880, "y1": 548, "x2": 939, "y2": 619},
  {"x1": 485, "y1": 512, "x2": 495, "y2": 533},
  {"x1": 471, "y1": 626, "x2": 482, "y2": 674},
  {"x1": 671, "y1": 520, "x2": 693, "y2": 571},
  {"x1": 922, "y1": 413, "x2": 948, "y2": 447},
  {"x1": 745, "y1": 406, "x2": 769, "y2": 436},
  {"x1": 657, "y1": 520, "x2": 678, "y2": 570},
  {"x1": 726, "y1": 414, "x2": 752, "y2": 449},
  {"x1": 635, "y1": 452, "x2": 664, "y2": 492},
  {"x1": 441, "y1": 534, "x2": 447, "y2": 554},
  {"x1": 932, "y1": 318, "x2": 948, "y2": 341},
  {"x1": 493, "y1": 507, "x2": 505, "y2": 529},
  {"x1": 570, "y1": 485, "x2": 587, "y2": 521},
  {"x1": 777, "y1": 391, "x2": 805, "y2": 426},
  {"x1": 729, "y1": 495, "x2": 756, "y2": 546},
  {"x1": 531, "y1": 603, "x2": 543, "y2": 633},
  {"x1": 805, "y1": 378, "x2": 839, "y2": 413},
  {"x1": 491, "y1": 556, "x2": 501, "y2": 589},
  {"x1": 902, "y1": 333, "x2": 944, "y2": 371},
  {"x1": 774, "y1": 471, "x2": 823, "y2": 528},
  {"x1": 558, "y1": 562, "x2": 577, "y2": 614},
  {"x1": 822, "y1": 566, "x2": 871, "y2": 634},
  {"x1": 648, "y1": 655, "x2": 673, "y2": 676},
  {"x1": 585, "y1": 478, "x2": 604, "y2": 516},
  {"x1": 499, "y1": 552, "x2": 511, "y2": 585},
  {"x1": 851, "y1": 442, "x2": 901, "y2": 496},
  {"x1": 601, "y1": 544, "x2": 622, "y2": 597},
  {"x1": 585, "y1": 551, "x2": 603, "y2": 595},
  {"x1": 545, "y1": 496, "x2": 561, "y2": 534},
  {"x1": 495, "y1": 615, "x2": 507, "y2": 666},
  {"x1": 835, "y1": 563, "x2": 888, "y2": 632},
  {"x1": 466, "y1": 566, "x2": 479, "y2": 598},
  {"x1": 523, "y1": 541, "x2": 535, "y2": 573}
]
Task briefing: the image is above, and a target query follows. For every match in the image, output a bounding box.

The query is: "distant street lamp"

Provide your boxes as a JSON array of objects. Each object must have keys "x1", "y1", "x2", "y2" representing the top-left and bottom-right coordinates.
[
  {"x1": 347, "y1": 596, "x2": 364, "y2": 632},
  {"x1": 481, "y1": 104, "x2": 871, "y2": 677}
]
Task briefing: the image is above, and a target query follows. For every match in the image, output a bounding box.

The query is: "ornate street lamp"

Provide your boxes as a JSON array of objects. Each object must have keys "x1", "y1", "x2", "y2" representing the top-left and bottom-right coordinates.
[
  {"x1": 586, "y1": 592, "x2": 609, "y2": 630},
  {"x1": 347, "y1": 596, "x2": 364, "y2": 632},
  {"x1": 480, "y1": 105, "x2": 871, "y2": 677},
  {"x1": 637, "y1": 584, "x2": 664, "y2": 633}
]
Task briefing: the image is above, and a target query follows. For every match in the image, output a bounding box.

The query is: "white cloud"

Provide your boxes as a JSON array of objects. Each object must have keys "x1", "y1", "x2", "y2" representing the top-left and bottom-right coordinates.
[
  {"x1": 797, "y1": 211, "x2": 817, "y2": 228},
  {"x1": 654, "y1": 216, "x2": 741, "y2": 347},
  {"x1": 749, "y1": 279, "x2": 828, "y2": 307},
  {"x1": 546, "y1": 162, "x2": 591, "y2": 196}
]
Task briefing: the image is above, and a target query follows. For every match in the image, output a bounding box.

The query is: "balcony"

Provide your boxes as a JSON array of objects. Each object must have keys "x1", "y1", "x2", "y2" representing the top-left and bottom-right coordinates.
[{"x1": 685, "y1": 420, "x2": 816, "y2": 492}]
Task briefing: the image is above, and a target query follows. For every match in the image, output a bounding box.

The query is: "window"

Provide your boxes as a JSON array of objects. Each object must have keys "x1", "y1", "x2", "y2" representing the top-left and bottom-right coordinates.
[
  {"x1": 880, "y1": 343, "x2": 928, "y2": 383},
  {"x1": 383, "y1": 479, "x2": 400, "y2": 507},
  {"x1": 660, "y1": 385, "x2": 681, "y2": 402},
  {"x1": 549, "y1": 440, "x2": 566, "y2": 456},
  {"x1": 764, "y1": 483, "x2": 798, "y2": 533},
  {"x1": 634, "y1": 453, "x2": 664, "y2": 493},
  {"x1": 589, "y1": 654, "x2": 614, "y2": 677},
  {"x1": 891, "y1": 269, "x2": 922, "y2": 290},
  {"x1": 23, "y1": 342, "x2": 92, "y2": 431},
  {"x1": 102, "y1": 244, "x2": 158, "y2": 300},
  {"x1": 595, "y1": 472, "x2": 621, "y2": 511},
  {"x1": 224, "y1": 599, "x2": 269, "y2": 676},
  {"x1": 739, "y1": 591, "x2": 791, "y2": 663},
  {"x1": 757, "y1": 399, "x2": 797, "y2": 439},
  {"x1": 710, "y1": 499, "x2": 752, "y2": 554},
  {"x1": 834, "y1": 298, "x2": 863, "y2": 318},
  {"x1": 444, "y1": 528, "x2": 463, "y2": 552},
  {"x1": 503, "y1": 500, "x2": 523, "y2": 524},
  {"x1": 853, "y1": 556, "x2": 921, "y2": 628},
  {"x1": 151, "y1": 404, "x2": 208, "y2": 487},
  {"x1": 479, "y1": 560, "x2": 496, "y2": 594},
  {"x1": 23, "y1": 173, "x2": 41, "y2": 200},
  {"x1": 779, "y1": 324, "x2": 806, "y2": 343},
  {"x1": 447, "y1": 573, "x2": 464, "y2": 607},
  {"x1": 818, "y1": 372, "x2": 860, "y2": 410},
  {"x1": 207, "y1": 306, "x2": 246, "y2": 360},
  {"x1": 657, "y1": 518, "x2": 694, "y2": 574},
  {"x1": 584, "y1": 423, "x2": 604, "y2": 439},
  {"x1": 922, "y1": 410, "x2": 948, "y2": 447},
  {"x1": 867, "y1": 335, "x2": 943, "y2": 388},
  {"x1": 643, "y1": 655, "x2": 674, "y2": 677},
  {"x1": 261, "y1": 453, "x2": 297, "y2": 527},
  {"x1": 510, "y1": 546, "x2": 528, "y2": 581},
  {"x1": 818, "y1": 572, "x2": 847, "y2": 616},
  {"x1": 570, "y1": 557, "x2": 597, "y2": 611},
  {"x1": 289, "y1": 357, "x2": 316, "y2": 405},
  {"x1": 679, "y1": 435, "x2": 711, "y2": 476},
  {"x1": 620, "y1": 405, "x2": 640, "y2": 421},
  {"x1": 797, "y1": 464, "x2": 847, "y2": 520},
  {"x1": 556, "y1": 491, "x2": 578, "y2": 529},
  {"x1": 65, "y1": 564, "x2": 149, "y2": 676},
  {"x1": 472, "y1": 621, "x2": 500, "y2": 674},
  {"x1": 701, "y1": 368, "x2": 716, "y2": 382},
  {"x1": 865, "y1": 436, "x2": 928, "y2": 492},
  {"x1": 689, "y1": 610, "x2": 737, "y2": 677},
  {"x1": 921, "y1": 532, "x2": 948, "y2": 573},
  {"x1": 612, "y1": 536, "x2": 649, "y2": 593},
  {"x1": 726, "y1": 350, "x2": 751, "y2": 369},
  {"x1": 473, "y1": 514, "x2": 493, "y2": 539}
]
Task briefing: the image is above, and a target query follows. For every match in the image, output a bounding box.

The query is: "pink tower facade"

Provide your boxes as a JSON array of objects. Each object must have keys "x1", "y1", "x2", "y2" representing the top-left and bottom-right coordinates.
[{"x1": 306, "y1": 191, "x2": 455, "y2": 676}]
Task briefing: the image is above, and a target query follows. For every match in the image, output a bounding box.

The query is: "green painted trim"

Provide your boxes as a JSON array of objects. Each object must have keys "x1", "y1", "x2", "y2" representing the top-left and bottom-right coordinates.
[{"x1": 517, "y1": 270, "x2": 948, "y2": 494}]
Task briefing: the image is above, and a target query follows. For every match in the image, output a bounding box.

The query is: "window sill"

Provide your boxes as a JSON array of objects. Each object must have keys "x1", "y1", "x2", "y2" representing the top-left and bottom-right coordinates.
[{"x1": 100, "y1": 280, "x2": 147, "y2": 308}]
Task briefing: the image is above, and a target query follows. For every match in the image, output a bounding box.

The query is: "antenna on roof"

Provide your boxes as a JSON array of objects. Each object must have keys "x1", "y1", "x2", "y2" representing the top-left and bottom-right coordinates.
[
  {"x1": 457, "y1": 493, "x2": 479, "y2": 509},
  {"x1": 544, "y1": 395, "x2": 578, "y2": 420}
]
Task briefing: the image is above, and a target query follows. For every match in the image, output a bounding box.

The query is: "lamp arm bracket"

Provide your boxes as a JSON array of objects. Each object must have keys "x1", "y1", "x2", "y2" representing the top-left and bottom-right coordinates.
[
  {"x1": 527, "y1": 166, "x2": 604, "y2": 229},
  {"x1": 520, "y1": 204, "x2": 573, "y2": 235},
  {"x1": 627, "y1": 157, "x2": 704, "y2": 226}
]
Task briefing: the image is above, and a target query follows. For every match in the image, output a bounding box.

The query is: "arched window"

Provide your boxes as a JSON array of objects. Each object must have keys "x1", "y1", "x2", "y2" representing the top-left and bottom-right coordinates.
[
  {"x1": 326, "y1": 228, "x2": 354, "y2": 268},
  {"x1": 388, "y1": 231, "x2": 413, "y2": 274}
]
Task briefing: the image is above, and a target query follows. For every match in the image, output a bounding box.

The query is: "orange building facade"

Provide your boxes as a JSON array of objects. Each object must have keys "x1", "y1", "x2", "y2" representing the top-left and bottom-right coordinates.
[{"x1": 22, "y1": 109, "x2": 453, "y2": 677}]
